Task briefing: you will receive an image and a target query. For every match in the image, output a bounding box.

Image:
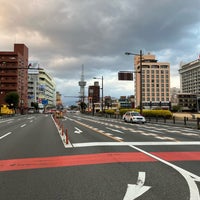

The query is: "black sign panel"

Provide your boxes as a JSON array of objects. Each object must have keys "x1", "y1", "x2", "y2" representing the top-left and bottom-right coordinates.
[{"x1": 118, "y1": 71, "x2": 133, "y2": 81}]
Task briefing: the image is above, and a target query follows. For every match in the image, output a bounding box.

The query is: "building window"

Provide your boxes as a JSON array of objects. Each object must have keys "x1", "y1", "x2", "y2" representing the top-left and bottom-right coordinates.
[
  {"x1": 152, "y1": 65, "x2": 159, "y2": 68},
  {"x1": 160, "y1": 65, "x2": 168, "y2": 68}
]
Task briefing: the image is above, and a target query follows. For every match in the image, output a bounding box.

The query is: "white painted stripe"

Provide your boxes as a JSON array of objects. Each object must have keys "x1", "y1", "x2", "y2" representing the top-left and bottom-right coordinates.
[
  {"x1": 114, "y1": 137, "x2": 123, "y2": 140},
  {"x1": 104, "y1": 133, "x2": 113, "y2": 136},
  {"x1": 20, "y1": 124, "x2": 26, "y2": 128},
  {"x1": 181, "y1": 133, "x2": 198, "y2": 136},
  {"x1": 72, "y1": 141, "x2": 200, "y2": 147},
  {"x1": 170, "y1": 130, "x2": 181, "y2": 133},
  {"x1": 155, "y1": 136, "x2": 167, "y2": 140},
  {"x1": 0, "y1": 119, "x2": 14, "y2": 124},
  {"x1": 0, "y1": 132, "x2": 12, "y2": 140}
]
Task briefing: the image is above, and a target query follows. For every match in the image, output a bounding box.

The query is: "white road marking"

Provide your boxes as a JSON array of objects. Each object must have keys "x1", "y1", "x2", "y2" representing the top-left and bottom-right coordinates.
[
  {"x1": 65, "y1": 115, "x2": 200, "y2": 143},
  {"x1": 0, "y1": 132, "x2": 12, "y2": 140},
  {"x1": 72, "y1": 141, "x2": 200, "y2": 147},
  {"x1": 20, "y1": 124, "x2": 26, "y2": 128},
  {"x1": 0, "y1": 119, "x2": 14, "y2": 124},
  {"x1": 106, "y1": 127, "x2": 124, "y2": 134},
  {"x1": 74, "y1": 127, "x2": 82, "y2": 134},
  {"x1": 129, "y1": 145, "x2": 200, "y2": 200},
  {"x1": 123, "y1": 172, "x2": 151, "y2": 200},
  {"x1": 114, "y1": 137, "x2": 123, "y2": 140},
  {"x1": 104, "y1": 133, "x2": 113, "y2": 136}
]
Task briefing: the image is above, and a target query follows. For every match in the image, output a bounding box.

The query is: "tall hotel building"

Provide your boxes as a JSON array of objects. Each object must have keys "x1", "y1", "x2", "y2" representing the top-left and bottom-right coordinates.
[{"x1": 134, "y1": 53, "x2": 170, "y2": 108}]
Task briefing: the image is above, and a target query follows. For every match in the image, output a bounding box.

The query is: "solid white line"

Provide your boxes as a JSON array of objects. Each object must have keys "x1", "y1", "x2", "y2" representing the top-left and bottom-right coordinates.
[
  {"x1": 72, "y1": 141, "x2": 200, "y2": 147},
  {"x1": 0, "y1": 132, "x2": 12, "y2": 140}
]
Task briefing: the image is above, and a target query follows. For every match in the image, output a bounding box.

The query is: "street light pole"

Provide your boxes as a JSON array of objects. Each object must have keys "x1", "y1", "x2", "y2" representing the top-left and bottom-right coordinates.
[
  {"x1": 125, "y1": 50, "x2": 143, "y2": 114},
  {"x1": 101, "y1": 76, "x2": 104, "y2": 112}
]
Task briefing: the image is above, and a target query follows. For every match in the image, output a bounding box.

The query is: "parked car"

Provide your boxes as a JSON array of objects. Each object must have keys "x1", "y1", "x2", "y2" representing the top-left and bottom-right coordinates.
[{"x1": 123, "y1": 111, "x2": 146, "y2": 123}]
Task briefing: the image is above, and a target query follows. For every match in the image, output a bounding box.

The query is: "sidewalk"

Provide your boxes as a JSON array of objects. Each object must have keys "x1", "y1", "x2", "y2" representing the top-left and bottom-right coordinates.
[{"x1": 172, "y1": 112, "x2": 200, "y2": 120}]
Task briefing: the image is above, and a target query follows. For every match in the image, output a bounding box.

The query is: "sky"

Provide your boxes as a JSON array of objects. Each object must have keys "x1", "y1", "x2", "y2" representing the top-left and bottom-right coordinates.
[{"x1": 0, "y1": 0, "x2": 200, "y2": 106}]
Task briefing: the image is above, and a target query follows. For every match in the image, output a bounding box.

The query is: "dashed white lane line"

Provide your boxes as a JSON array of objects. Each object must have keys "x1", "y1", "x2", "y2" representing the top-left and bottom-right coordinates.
[
  {"x1": 106, "y1": 127, "x2": 124, "y2": 134},
  {"x1": 20, "y1": 124, "x2": 26, "y2": 128},
  {"x1": 0, "y1": 132, "x2": 12, "y2": 140}
]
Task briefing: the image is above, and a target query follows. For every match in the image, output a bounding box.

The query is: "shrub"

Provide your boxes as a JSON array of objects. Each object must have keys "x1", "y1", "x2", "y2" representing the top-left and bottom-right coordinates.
[
  {"x1": 142, "y1": 110, "x2": 172, "y2": 119},
  {"x1": 105, "y1": 109, "x2": 115, "y2": 115}
]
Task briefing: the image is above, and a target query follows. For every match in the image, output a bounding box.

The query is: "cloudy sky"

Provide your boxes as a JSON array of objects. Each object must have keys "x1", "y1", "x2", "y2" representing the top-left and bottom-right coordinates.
[{"x1": 0, "y1": 0, "x2": 200, "y2": 105}]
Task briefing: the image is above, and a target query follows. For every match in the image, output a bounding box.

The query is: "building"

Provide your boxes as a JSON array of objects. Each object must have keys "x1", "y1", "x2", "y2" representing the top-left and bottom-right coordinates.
[
  {"x1": 0, "y1": 44, "x2": 29, "y2": 111},
  {"x1": 88, "y1": 81, "x2": 100, "y2": 112},
  {"x1": 134, "y1": 53, "x2": 170, "y2": 109},
  {"x1": 179, "y1": 59, "x2": 200, "y2": 94},
  {"x1": 177, "y1": 93, "x2": 197, "y2": 112},
  {"x1": 170, "y1": 87, "x2": 180, "y2": 105},
  {"x1": 28, "y1": 64, "x2": 56, "y2": 110},
  {"x1": 178, "y1": 58, "x2": 200, "y2": 112},
  {"x1": 56, "y1": 91, "x2": 63, "y2": 110},
  {"x1": 118, "y1": 96, "x2": 135, "y2": 109}
]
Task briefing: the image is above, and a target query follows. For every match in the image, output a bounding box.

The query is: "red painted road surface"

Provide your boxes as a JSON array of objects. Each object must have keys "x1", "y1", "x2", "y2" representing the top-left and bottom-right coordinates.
[{"x1": 0, "y1": 152, "x2": 199, "y2": 172}]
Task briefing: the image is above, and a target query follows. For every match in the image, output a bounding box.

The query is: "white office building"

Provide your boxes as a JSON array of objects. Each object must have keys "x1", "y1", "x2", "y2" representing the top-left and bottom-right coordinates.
[{"x1": 28, "y1": 64, "x2": 56, "y2": 109}]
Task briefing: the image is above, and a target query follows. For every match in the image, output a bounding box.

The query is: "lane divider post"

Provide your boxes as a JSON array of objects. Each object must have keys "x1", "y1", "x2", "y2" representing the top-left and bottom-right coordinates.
[
  {"x1": 61, "y1": 124, "x2": 64, "y2": 135},
  {"x1": 65, "y1": 129, "x2": 68, "y2": 144}
]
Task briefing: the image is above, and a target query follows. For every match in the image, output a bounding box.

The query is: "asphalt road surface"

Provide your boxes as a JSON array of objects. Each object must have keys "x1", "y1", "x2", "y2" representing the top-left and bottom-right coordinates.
[{"x1": 0, "y1": 113, "x2": 199, "y2": 200}]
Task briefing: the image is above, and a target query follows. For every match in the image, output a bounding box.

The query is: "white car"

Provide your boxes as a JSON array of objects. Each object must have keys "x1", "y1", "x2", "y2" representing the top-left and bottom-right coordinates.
[{"x1": 123, "y1": 111, "x2": 146, "y2": 123}]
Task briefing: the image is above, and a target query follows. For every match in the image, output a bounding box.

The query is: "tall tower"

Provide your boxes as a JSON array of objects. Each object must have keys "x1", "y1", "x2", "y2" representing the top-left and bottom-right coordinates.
[{"x1": 78, "y1": 64, "x2": 86, "y2": 103}]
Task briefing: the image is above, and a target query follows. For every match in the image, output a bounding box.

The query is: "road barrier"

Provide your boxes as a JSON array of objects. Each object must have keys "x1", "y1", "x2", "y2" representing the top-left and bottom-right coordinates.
[
  {"x1": 53, "y1": 114, "x2": 70, "y2": 145},
  {"x1": 61, "y1": 124, "x2": 64, "y2": 135},
  {"x1": 65, "y1": 129, "x2": 68, "y2": 144}
]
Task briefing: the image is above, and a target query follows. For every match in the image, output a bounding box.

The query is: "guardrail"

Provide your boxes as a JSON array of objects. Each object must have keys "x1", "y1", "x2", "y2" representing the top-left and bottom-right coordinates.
[
  {"x1": 145, "y1": 116, "x2": 200, "y2": 129},
  {"x1": 86, "y1": 112, "x2": 200, "y2": 130}
]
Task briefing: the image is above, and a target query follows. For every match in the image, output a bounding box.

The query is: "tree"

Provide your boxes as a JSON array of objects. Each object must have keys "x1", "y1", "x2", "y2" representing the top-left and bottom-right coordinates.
[
  {"x1": 172, "y1": 105, "x2": 182, "y2": 112},
  {"x1": 80, "y1": 102, "x2": 87, "y2": 112},
  {"x1": 4, "y1": 92, "x2": 19, "y2": 110},
  {"x1": 31, "y1": 102, "x2": 39, "y2": 111}
]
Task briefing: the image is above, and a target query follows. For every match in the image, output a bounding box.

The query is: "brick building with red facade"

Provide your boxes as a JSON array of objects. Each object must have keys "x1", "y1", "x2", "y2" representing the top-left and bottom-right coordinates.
[{"x1": 0, "y1": 44, "x2": 29, "y2": 112}]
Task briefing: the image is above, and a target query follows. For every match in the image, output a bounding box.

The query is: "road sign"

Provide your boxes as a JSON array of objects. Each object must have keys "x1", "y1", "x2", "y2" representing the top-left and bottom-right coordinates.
[{"x1": 118, "y1": 71, "x2": 133, "y2": 81}]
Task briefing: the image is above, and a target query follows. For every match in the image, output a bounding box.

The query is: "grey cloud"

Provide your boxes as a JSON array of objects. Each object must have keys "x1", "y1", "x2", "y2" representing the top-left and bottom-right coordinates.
[{"x1": 1, "y1": 0, "x2": 200, "y2": 104}]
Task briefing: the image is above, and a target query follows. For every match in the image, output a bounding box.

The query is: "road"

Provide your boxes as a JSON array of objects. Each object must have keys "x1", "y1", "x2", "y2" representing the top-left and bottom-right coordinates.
[{"x1": 0, "y1": 113, "x2": 199, "y2": 200}]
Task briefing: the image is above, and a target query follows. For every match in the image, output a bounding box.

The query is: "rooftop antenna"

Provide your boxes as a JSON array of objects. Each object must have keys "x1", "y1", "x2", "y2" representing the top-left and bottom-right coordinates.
[{"x1": 78, "y1": 64, "x2": 86, "y2": 103}]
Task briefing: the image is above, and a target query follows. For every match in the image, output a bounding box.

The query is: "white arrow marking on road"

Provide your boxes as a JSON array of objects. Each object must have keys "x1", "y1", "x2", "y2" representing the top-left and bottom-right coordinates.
[
  {"x1": 129, "y1": 145, "x2": 200, "y2": 200},
  {"x1": 123, "y1": 172, "x2": 151, "y2": 200},
  {"x1": 74, "y1": 127, "x2": 83, "y2": 134}
]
